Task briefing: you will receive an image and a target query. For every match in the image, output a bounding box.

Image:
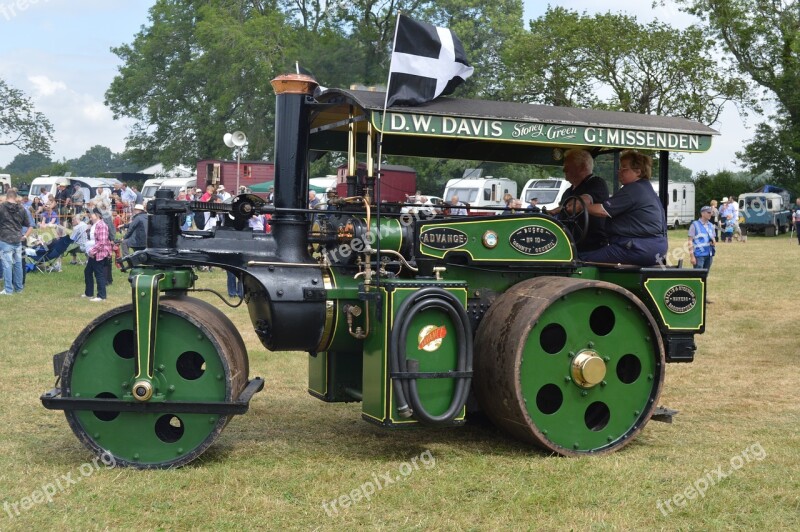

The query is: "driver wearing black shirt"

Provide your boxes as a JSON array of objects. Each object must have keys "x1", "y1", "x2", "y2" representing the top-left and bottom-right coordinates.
[{"x1": 555, "y1": 149, "x2": 609, "y2": 252}]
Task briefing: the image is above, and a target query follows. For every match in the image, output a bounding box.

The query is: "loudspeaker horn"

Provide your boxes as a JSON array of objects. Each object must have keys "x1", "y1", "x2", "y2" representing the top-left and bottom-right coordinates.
[
  {"x1": 223, "y1": 133, "x2": 235, "y2": 148},
  {"x1": 232, "y1": 131, "x2": 247, "y2": 147}
]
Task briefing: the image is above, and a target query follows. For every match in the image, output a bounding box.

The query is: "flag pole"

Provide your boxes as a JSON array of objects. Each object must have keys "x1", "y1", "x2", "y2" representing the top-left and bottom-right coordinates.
[{"x1": 373, "y1": 12, "x2": 402, "y2": 299}]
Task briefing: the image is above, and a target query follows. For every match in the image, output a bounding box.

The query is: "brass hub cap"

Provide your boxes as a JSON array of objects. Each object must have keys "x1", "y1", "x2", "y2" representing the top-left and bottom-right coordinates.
[
  {"x1": 132, "y1": 380, "x2": 154, "y2": 401},
  {"x1": 571, "y1": 350, "x2": 606, "y2": 388}
]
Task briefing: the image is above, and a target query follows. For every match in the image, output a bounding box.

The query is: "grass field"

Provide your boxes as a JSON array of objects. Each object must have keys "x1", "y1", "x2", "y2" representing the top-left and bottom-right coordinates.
[{"x1": 0, "y1": 231, "x2": 798, "y2": 530}]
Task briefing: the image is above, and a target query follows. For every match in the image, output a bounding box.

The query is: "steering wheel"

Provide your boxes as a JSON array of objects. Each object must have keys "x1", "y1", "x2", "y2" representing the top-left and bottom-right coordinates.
[{"x1": 559, "y1": 195, "x2": 590, "y2": 245}]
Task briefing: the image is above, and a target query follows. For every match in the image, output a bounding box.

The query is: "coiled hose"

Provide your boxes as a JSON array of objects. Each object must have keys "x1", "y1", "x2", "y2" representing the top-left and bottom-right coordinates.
[{"x1": 389, "y1": 287, "x2": 473, "y2": 424}]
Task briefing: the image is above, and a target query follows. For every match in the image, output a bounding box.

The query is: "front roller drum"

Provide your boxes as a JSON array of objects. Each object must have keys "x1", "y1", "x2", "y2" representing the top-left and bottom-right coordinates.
[
  {"x1": 60, "y1": 296, "x2": 249, "y2": 469},
  {"x1": 474, "y1": 277, "x2": 665, "y2": 456}
]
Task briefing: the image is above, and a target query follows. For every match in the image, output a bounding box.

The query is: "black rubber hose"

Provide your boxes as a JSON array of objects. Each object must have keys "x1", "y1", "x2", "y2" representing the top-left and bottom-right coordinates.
[{"x1": 389, "y1": 287, "x2": 473, "y2": 424}]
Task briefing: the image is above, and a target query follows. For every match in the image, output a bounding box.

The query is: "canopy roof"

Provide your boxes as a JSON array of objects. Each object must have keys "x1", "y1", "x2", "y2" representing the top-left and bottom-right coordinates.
[{"x1": 310, "y1": 89, "x2": 719, "y2": 166}]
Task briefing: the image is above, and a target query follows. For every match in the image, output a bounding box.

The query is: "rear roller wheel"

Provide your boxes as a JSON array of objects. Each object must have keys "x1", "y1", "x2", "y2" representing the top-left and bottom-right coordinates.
[
  {"x1": 474, "y1": 277, "x2": 665, "y2": 455},
  {"x1": 61, "y1": 296, "x2": 248, "y2": 468}
]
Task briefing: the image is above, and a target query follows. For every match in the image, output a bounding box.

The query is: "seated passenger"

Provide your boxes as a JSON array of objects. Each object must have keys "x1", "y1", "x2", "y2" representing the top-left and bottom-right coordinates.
[
  {"x1": 579, "y1": 150, "x2": 668, "y2": 266},
  {"x1": 552, "y1": 148, "x2": 609, "y2": 252},
  {"x1": 448, "y1": 195, "x2": 467, "y2": 216}
]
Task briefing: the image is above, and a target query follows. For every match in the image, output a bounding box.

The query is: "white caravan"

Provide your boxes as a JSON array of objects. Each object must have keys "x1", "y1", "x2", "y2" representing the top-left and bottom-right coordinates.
[
  {"x1": 442, "y1": 176, "x2": 517, "y2": 215},
  {"x1": 141, "y1": 178, "x2": 166, "y2": 203},
  {"x1": 28, "y1": 175, "x2": 121, "y2": 203},
  {"x1": 520, "y1": 178, "x2": 571, "y2": 211},
  {"x1": 651, "y1": 181, "x2": 695, "y2": 228}
]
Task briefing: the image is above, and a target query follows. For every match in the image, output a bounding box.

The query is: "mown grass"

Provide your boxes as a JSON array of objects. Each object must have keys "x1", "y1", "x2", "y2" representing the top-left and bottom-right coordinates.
[{"x1": 0, "y1": 231, "x2": 798, "y2": 530}]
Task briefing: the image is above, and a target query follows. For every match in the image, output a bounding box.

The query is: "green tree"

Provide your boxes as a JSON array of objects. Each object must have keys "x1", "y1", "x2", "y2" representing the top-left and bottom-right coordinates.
[
  {"x1": 107, "y1": 0, "x2": 524, "y2": 169},
  {"x1": 501, "y1": 8, "x2": 595, "y2": 107},
  {"x1": 48, "y1": 160, "x2": 71, "y2": 177},
  {"x1": 423, "y1": 0, "x2": 524, "y2": 99},
  {"x1": 503, "y1": 7, "x2": 751, "y2": 125},
  {"x1": 4, "y1": 152, "x2": 53, "y2": 176},
  {"x1": 106, "y1": 1, "x2": 290, "y2": 167},
  {"x1": 737, "y1": 115, "x2": 800, "y2": 190},
  {"x1": 0, "y1": 79, "x2": 55, "y2": 156},
  {"x1": 693, "y1": 168, "x2": 757, "y2": 212},
  {"x1": 66, "y1": 145, "x2": 139, "y2": 176},
  {"x1": 669, "y1": 0, "x2": 800, "y2": 187},
  {"x1": 655, "y1": 158, "x2": 695, "y2": 182}
]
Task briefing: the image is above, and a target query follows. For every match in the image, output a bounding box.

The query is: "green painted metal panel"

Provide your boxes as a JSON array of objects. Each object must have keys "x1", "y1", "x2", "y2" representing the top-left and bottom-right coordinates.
[
  {"x1": 370, "y1": 217, "x2": 403, "y2": 253},
  {"x1": 360, "y1": 282, "x2": 468, "y2": 425},
  {"x1": 418, "y1": 217, "x2": 574, "y2": 263},
  {"x1": 308, "y1": 351, "x2": 328, "y2": 397},
  {"x1": 373, "y1": 112, "x2": 714, "y2": 153},
  {"x1": 580, "y1": 267, "x2": 706, "y2": 332},
  {"x1": 361, "y1": 289, "x2": 389, "y2": 422},
  {"x1": 129, "y1": 267, "x2": 195, "y2": 291},
  {"x1": 323, "y1": 269, "x2": 364, "y2": 353},
  {"x1": 390, "y1": 287, "x2": 463, "y2": 422},
  {"x1": 643, "y1": 278, "x2": 706, "y2": 331}
]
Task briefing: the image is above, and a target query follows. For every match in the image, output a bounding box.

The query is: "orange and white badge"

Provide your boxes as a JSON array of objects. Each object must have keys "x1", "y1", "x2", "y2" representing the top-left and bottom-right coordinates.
[{"x1": 418, "y1": 325, "x2": 447, "y2": 352}]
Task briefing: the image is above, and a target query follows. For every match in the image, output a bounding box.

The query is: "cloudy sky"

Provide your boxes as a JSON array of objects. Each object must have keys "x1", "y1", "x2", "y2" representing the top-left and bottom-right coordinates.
[{"x1": 0, "y1": 0, "x2": 768, "y2": 174}]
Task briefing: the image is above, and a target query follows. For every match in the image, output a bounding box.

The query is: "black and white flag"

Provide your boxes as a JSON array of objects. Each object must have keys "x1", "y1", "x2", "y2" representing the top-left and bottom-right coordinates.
[{"x1": 386, "y1": 14, "x2": 474, "y2": 107}]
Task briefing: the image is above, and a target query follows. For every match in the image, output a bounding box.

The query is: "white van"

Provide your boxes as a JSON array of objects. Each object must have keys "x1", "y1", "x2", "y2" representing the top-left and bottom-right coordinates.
[
  {"x1": 158, "y1": 177, "x2": 197, "y2": 199},
  {"x1": 0, "y1": 174, "x2": 10, "y2": 190},
  {"x1": 442, "y1": 176, "x2": 517, "y2": 215},
  {"x1": 651, "y1": 181, "x2": 695, "y2": 228},
  {"x1": 520, "y1": 178, "x2": 571, "y2": 211}
]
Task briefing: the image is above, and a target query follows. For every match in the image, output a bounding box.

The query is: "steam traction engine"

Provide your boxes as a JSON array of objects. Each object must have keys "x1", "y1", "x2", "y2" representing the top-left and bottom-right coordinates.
[{"x1": 41, "y1": 75, "x2": 715, "y2": 468}]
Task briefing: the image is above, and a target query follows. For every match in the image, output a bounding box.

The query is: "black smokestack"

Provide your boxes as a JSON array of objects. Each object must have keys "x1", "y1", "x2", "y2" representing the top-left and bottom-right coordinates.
[{"x1": 269, "y1": 74, "x2": 318, "y2": 262}]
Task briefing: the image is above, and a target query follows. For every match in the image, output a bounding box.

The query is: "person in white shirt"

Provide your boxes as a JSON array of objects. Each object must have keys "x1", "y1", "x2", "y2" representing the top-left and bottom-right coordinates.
[
  {"x1": 217, "y1": 185, "x2": 232, "y2": 202},
  {"x1": 120, "y1": 183, "x2": 138, "y2": 213},
  {"x1": 203, "y1": 195, "x2": 223, "y2": 230},
  {"x1": 728, "y1": 195, "x2": 742, "y2": 241},
  {"x1": 90, "y1": 187, "x2": 111, "y2": 216},
  {"x1": 248, "y1": 214, "x2": 265, "y2": 232}
]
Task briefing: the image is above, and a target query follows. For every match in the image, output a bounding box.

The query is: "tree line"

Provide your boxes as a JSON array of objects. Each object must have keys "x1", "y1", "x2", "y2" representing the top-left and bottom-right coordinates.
[{"x1": 3, "y1": 146, "x2": 139, "y2": 182}]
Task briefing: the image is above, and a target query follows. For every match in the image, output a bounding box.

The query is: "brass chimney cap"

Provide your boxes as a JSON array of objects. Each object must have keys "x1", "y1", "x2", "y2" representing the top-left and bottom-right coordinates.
[{"x1": 271, "y1": 74, "x2": 319, "y2": 95}]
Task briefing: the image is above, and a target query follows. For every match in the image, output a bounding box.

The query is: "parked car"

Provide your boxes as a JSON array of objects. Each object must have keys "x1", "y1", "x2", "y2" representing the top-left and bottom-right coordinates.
[
  {"x1": 739, "y1": 192, "x2": 792, "y2": 236},
  {"x1": 402, "y1": 194, "x2": 444, "y2": 217}
]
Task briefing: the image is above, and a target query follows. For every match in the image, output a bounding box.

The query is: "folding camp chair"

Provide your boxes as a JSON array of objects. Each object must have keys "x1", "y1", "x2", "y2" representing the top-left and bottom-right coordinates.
[{"x1": 25, "y1": 234, "x2": 73, "y2": 273}]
